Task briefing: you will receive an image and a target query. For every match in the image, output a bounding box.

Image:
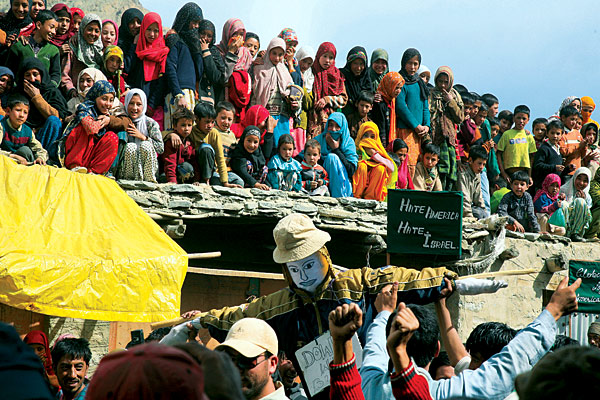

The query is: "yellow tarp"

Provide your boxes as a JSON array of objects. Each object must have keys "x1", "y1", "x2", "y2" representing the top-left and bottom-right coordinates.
[{"x1": 0, "y1": 156, "x2": 188, "y2": 322}]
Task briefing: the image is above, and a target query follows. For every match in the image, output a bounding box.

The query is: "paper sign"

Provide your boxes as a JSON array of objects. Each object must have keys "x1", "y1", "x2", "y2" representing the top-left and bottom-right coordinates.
[
  {"x1": 569, "y1": 260, "x2": 600, "y2": 313},
  {"x1": 387, "y1": 189, "x2": 463, "y2": 256},
  {"x1": 295, "y1": 331, "x2": 363, "y2": 397}
]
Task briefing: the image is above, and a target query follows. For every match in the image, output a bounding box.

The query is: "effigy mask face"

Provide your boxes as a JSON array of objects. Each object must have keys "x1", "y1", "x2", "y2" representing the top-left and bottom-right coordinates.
[{"x1": 286, "y1": 252, "x2": 327, "y2": 294}]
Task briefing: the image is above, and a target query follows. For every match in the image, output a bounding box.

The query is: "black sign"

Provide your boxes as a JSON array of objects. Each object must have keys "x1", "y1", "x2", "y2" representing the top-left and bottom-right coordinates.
[{"x1": 387, "y1": 190, "x2": 463, "y2": 256}]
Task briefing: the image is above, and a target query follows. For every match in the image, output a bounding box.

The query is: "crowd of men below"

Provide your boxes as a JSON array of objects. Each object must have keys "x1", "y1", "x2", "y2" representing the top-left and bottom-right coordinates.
[
  {"x1": 3, "y1": 284, "x2": 600, "y2": 400},
  {"x1": 2, "y1": 2, "x2": 600, "y2": 242}
]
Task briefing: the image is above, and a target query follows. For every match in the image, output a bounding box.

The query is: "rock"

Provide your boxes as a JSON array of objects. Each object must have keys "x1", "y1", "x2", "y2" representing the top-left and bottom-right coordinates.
[
  {"x1": 245, "y1": 202, "x2": 258, "y2": 211},
  {"x1": 118, "y1": 180, "x2": 158, "y2": 191},
  {"x1": 147, "y1": 193, "x2": 168, "y2": 207},
  {"x1": 499, "y1": 247, "x2": 520, "y2": 260},
  {"x1": 260, "y1": 201, "x2": 293, "y2": 209},
  {"x1": 221, "y1": 203, "x2": 244, "y2": 212},
  {"x1": 318, "y1": 208, "x2": 355, "y2": 219},
  {"x1": 545, "y1": 253, "x2": 569, "y2": 272},
  {"x1": 163, "y1": 184, "x2": 204, "y2": 194},
  {"x1": 288, "y1": 191, "x2": 309, "y2": 199},
  {"x1": 168, "y1": 199, "x2": 193, "y2": 209},
  {"x1": 505, "y1": 230, "x2": 525, "y2": 239},
  {"x1": 339, "y1": 197, "x2": 378, "y2": 209},
  {"x1": 310, "y1": 196, "x2": 339, "y2": 205},
  {"x1": 194, "y1": 201, "x2": 224, "y2": 210},
  {"x1": 358, "y1": 214, "x2": 385, "y2": 223},
  {"x1": 251, "y1": 188, "x2": 287, "y2": 197},
  {"x1": 129, "y1": 194, "x2": 152, "y2": 207},
  {"x1": 212, "y1": 186, "x2": 253, "y2": 198},
  {"x1": 524, "y1": 233, "x2": 541, "y2": 242},
  {"x1": 292, "y1": 203, "x2": 318, "y2": 214}
]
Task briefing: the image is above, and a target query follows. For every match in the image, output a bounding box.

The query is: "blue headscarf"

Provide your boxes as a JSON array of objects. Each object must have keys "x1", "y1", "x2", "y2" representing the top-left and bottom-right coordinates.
[
  {"x1": 313, "y1": 112, "x2": 358, "y2": 166},
  {"x1": 0, "y1": 67, "x2": 15, "y2": 107},
  {"x1": 70, "y1": 80, "x2": 115, "y2": 137}
]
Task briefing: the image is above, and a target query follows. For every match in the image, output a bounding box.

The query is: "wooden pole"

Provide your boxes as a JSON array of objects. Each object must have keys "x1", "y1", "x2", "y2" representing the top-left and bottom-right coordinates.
[
  {"x1": 456, "y1": 269, "x2": 538, "y2": 280},
  {"x1": 149, "y1": 268, "x2": 539, "y2": 330},
  {"x1": 187, "y1": 252, "x2": 221, "y2": 260}
]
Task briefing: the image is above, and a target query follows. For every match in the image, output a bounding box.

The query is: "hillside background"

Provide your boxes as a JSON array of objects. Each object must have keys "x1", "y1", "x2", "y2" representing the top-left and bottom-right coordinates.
[{"x1": 47, "y1": 0, "x2": 149, "y2": 25}]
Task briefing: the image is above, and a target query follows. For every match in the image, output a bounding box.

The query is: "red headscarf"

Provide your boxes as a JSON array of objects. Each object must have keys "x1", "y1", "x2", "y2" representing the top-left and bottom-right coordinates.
[
  {"x1": 232, "y1": 104, "x2": 270, "y2": 141},
  {"x1": 102, "y1": 19, "x2": 119, "y2": 46},
  {"x1": 70, "y1": 7, "x2": 85, "y2": 34},
  {"x1": 49, "y1": 4, "x2": 73, "y2": 46},
  {"x1": 135, "y1": 12, "x2": 169, "y2": 81},
  {"x1": 311, "y1": 42, "x2": 345, "y2": 101},
  {"x1": 23, "y1": 330, "x2": 54, "y2": 376},
  {"x1": 533, "y1": 173, "x2": 561, "y2": 204}
]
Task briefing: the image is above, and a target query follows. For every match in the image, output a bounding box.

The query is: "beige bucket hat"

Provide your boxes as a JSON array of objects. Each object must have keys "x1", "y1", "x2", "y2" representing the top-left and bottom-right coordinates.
[{"x1": 272, "y1": 214, "x2": 331, "y2": 264}]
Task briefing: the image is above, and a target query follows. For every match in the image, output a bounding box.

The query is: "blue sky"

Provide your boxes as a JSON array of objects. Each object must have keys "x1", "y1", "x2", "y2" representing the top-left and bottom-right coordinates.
[{"x1": 145, "y1": 0, "x2": 599, "y2": 124}]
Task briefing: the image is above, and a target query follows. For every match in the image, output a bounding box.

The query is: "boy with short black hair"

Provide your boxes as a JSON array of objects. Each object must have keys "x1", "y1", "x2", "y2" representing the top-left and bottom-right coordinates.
[
  {"x1": 162, "y1": 108, "x2": 199, "y2": 184},
  {"x1": 496, "y1": 110, "x2": 513, "y2": 138},
  {"x1": 482, "y1": 93, "x2": 499, "y2": 119},
  {"x1": 532, "y1": 120, "x2": 566, "y2": 190},
  {"x1": 214, "y1": 101, "x2": 239, "y2": 163},
  {"x1": 496, "y1": 105, "x2": 536, "y2": 184},
  {"x1": 301, "y1": 139, "x2": 329, "y2": 196},
  {"x1": 489, "y1": 118, "x2": 501, "y2": 141},
  {"x1": 458, "y1": 145, "x2": 489, "y2": 219},
  {"x1": 413, "y1": 142, "x2": 442, "y2": 191},
  {"x1": 559, "y1": 105, "x2": 586, "y2": 176},
  {"x1": 347, "y1": 90, "x2": 373, "y2": 140},
  {"x1": 531, "y1": 117, "x2": 548, "y2": 149},
  {"x1": 0, "y1": 93, "x2": 47, "y2": 165},
  {"x1": 497, "y1": 170, "x2": 540, "y2": 233},
  {"x1": 458, "y1": 92, "x2": 478, "y2": 161},
  {"x1": 163, "y1": 102, "x2": 236, "y2": 187},
  {"x1": 6, "y1": 10, "x2": 61, "y2": 88}
]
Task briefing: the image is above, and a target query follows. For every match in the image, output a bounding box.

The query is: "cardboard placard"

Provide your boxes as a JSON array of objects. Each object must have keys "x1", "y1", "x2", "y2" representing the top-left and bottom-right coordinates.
[
  {"x1": 569, "y1": 260, "x2": 600, "y2": 313},
  {"x1": 387, "y1": 190, "x2": 463, "y2": 256},
  {"x1": 295, "y1": 331, "x2": 363, "y2": 397}
]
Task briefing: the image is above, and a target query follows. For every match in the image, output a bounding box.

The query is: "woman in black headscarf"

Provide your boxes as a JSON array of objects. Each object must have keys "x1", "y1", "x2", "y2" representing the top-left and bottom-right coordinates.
[
  {"x1": 394, "y1": 47, "x2": 431, "y2": 177},
  {"x1": 15, "y1": 57, "x2": 68, "y2": 160},
  {"x1": 340, "y1": 46, "x2": 372, "y2": 117},
  {"x1": 163, "y1": 2, "x2": 204, "y2": 129},
  {"x1": 117, "y1": 8, "x2": 144, "y2": 68},
  {"x1": 198, "y1": 19, "x2": 227, "y2": 104}
]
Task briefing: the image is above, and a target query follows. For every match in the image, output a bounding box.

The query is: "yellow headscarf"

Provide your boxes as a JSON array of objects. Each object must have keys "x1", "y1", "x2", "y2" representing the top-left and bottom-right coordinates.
[
  {"x1": 581, "y1": 96, "x2": 600, "y2": 129},
  {"x1": 355, "y1": 121, "x2": 398, "y2": 192}
]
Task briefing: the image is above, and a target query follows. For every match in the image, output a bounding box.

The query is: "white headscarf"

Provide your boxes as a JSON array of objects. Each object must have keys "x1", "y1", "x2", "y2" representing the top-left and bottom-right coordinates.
[
  {"x1": 251, "y1": 37, "x2": 293, "y2": 107},
  {"x1": 76, "y1": 68, "x2": 107, "y2": 99},
  {"x1": 560, "y1": 167, "x2": 592, "y2": 207},
  {"x1": 124, "y1": 89, "x2": 149, "y2": 145},
  {"x1": 296, "y1": 45, "x2": 315, "y2": 91},
  {"x1": 70, "y1": 14, "x2": 104, "y2": 68}
]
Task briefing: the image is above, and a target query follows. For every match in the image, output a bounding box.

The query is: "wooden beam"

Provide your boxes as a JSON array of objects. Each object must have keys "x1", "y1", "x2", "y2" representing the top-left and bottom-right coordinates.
[{"x1": 187, "y1": 266, "x2": 285, "y2": 280}]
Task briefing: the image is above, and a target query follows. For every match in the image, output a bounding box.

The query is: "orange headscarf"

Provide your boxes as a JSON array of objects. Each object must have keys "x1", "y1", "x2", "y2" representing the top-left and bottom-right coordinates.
[
  {"x1": 355, "y1": 121, "x2": 397, "y2": 192},
  {"x1": 135, "y1": 12, "x2": 169, "y2": 81},
  {"x1": 581, "y1": 96, "x2": 599, "y2": 128},
  {"x1": 376, "y1": 71, "x2": 405, "y2": 144}
]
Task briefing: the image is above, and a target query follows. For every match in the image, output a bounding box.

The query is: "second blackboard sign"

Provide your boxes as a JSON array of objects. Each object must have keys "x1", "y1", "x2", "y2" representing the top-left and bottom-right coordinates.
[{"x1": 387, "y1": 190, "x2": 463, "y2": 257}]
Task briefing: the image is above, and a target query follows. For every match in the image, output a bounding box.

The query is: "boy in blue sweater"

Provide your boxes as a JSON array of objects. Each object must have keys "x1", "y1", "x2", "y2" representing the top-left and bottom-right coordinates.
[{"x1": 0, "y1": 94, "x2": 47, "y2": 165}]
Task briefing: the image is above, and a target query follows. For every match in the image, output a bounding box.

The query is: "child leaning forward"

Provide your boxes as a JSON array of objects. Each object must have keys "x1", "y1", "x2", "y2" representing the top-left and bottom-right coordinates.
[{"x1": 352, "y1": 121, "x2": 396, "y2": 201}]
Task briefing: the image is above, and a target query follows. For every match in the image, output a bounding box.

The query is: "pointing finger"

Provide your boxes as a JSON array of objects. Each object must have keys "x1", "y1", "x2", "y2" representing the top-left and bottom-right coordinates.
[
  {"x1": 570, "y1": 278, "x2": 582, "y2": 290},
  {"x1": 557, "y1": 276, "x2": 568, "y2": 290}
]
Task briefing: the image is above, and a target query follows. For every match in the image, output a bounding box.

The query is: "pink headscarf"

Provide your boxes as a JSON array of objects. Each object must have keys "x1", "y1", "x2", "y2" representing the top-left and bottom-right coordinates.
[
  {"x1": 216, "y1": 18, "x2": 253, "y2": 71},
  {"x1": 102, "y1": 20, "x2": 119, "y2": 45},
  {"x1": 251, "y1": 37, "x2": 293, "y2": 108},
  {"x1": 533, "y1": 173, "x2": 561, "y2": 203}
]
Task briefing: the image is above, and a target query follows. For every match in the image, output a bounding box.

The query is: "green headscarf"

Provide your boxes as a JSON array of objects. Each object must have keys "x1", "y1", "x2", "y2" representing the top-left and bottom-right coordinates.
[{"x1": 369, "y1": 48, "x2": 389, "y2": 92}]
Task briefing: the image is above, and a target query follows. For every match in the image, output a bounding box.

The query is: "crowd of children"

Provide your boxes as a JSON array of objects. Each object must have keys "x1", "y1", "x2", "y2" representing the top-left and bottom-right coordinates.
[{"x1": 1, "y1": 1, "x2": 600, "y2": 240}]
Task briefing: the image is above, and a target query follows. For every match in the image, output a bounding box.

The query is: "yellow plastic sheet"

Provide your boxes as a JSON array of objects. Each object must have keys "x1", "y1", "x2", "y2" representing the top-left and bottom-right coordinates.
[{"x1": 0, "y1": 156, "x2": 188, "y2": 322}]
